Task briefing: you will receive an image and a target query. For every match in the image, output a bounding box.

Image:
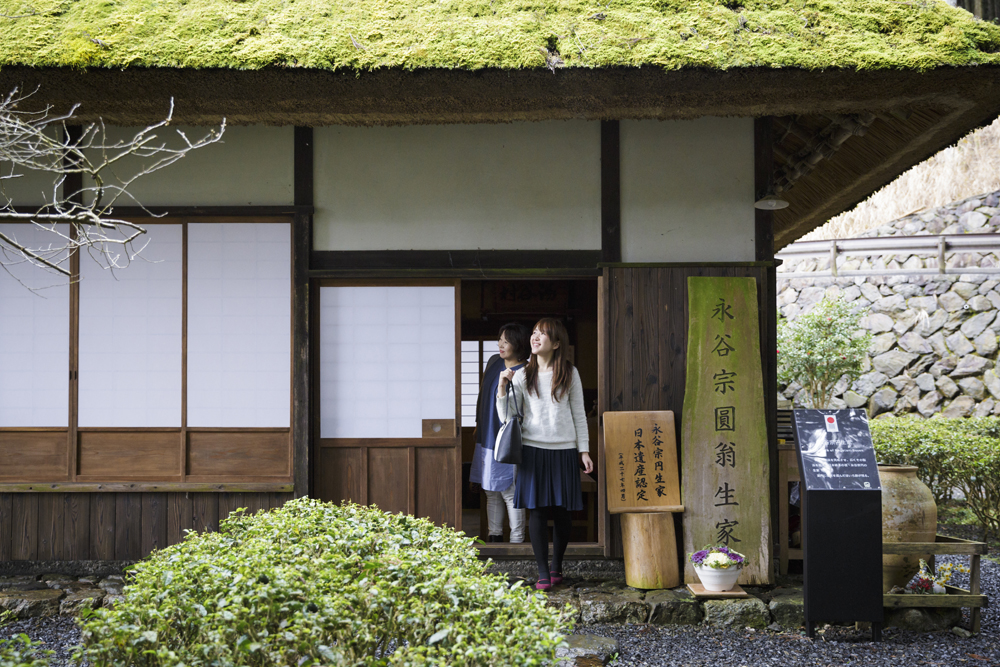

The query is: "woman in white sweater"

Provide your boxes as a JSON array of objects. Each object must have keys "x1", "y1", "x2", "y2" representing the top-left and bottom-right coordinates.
[{"x1": 498, "y1": 318, "x2": 593, "y2": 591}]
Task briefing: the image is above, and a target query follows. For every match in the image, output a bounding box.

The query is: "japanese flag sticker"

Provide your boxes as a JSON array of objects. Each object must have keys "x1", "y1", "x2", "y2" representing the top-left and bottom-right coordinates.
[{"x1": 825, "y1": 415, "x2": 839, "y2": 433}]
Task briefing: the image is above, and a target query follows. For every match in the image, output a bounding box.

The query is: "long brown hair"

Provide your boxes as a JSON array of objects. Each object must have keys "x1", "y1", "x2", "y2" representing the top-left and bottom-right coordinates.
[{"x1": 525, "y1": 318, "x2": 573, "y2": 402}]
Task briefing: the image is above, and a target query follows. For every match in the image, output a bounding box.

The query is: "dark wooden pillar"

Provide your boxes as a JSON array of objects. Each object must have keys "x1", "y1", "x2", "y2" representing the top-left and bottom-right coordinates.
[
  {"x1": 601, "y1": 121, "x2": 621, "y2": 264},
  {"x1": 754, "y1": 117, "x2": 780, "y2": 563},
  {"x1": 292, "y1": 127, "x2": 313, "y2": 498}
]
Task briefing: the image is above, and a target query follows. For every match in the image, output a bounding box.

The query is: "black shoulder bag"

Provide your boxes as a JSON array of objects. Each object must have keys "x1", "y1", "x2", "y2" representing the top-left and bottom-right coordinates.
[{"x1": 493, "y1": 381, "x2": 523, "y2": 465}]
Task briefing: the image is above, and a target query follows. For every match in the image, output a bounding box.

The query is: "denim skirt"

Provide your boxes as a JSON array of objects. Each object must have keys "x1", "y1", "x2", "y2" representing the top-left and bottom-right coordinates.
[{"x1": 513, "y1": 445, "x2": 584, "y2": 512}]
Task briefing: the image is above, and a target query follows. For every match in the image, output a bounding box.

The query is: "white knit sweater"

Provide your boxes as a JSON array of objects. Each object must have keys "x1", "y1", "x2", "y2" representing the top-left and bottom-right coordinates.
[{"x1": 496, "y1": 367, "x2": 589, "y2": 453}]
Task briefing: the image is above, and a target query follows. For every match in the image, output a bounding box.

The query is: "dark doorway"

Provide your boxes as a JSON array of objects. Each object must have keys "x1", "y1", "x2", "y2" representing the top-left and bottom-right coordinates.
[{"x1": 460, "y1": 279, "x2": 600, "y2": 549}]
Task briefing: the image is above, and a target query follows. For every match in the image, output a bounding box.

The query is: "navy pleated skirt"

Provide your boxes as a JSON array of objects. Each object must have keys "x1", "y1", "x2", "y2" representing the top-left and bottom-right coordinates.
[{"x1": 514, "y1": 445, "x2": 584, "y2": 512}]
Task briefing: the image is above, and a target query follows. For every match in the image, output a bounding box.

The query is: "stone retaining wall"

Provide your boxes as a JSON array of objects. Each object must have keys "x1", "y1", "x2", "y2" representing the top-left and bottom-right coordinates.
[{"x1": 778, "y1": 191, "x2": 1000, "y2": 417}]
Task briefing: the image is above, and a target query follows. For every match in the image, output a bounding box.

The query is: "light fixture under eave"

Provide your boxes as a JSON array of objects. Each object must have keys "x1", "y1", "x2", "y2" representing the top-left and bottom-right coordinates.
[{"x1": 754, "y1": 193, "x2": 790, "y2": 210}]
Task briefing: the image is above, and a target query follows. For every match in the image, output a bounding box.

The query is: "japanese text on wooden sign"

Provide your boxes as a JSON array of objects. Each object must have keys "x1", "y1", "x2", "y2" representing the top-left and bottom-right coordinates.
[
  {"x1": 604, "y1": 411, "x2": 681, "y2": 514},
  {"x1": 681, "y1": 276, "x2": 772, "y2": 585}
]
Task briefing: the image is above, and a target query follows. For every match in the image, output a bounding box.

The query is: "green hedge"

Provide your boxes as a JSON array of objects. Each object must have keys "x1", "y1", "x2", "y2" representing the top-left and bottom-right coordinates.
[
  {"x1": 0, "y1": 635, "x2": 51, "y2": 667},
  {"x1": 871, "y1": 416, "x2": 1000, "y2": 536},
  {"x1": 80, "y1": 499, "x2": 570, "y2": 667}
]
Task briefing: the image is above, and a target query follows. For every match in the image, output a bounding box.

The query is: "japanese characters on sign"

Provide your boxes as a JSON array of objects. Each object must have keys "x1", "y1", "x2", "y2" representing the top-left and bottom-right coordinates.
[
  {"x1": 617, "y1": 452, "x2": 627, "y2": 502},
  {"x1": 604, "y1": 411, "x2": 680, "y2": 514},
  {"x1": 708, "y1": 297, "x2": 742, "y2": 547}
]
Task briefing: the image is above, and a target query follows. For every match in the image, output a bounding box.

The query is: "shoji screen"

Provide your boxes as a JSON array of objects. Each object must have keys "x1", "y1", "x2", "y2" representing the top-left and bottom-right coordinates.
[
  {"x1": 187, "y1": 223, "x2": 291, "y2": 427},
  {"x1": 78, "y1": 224, "x2": 183, "y2": 427},
  {"x1": 459, "y1": 340, "x2": 499, "y2": 429},
  {"x1": 320, "y1": 286, "x2": 455, "y2": 438},
  {"x1": 0, "y1": 224, "x2": 69, "y2": 427}
]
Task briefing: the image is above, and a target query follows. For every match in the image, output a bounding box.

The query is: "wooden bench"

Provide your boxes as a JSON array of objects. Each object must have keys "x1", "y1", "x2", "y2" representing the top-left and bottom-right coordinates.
[
  {"x1": 882, "y1": 535, "x2": 988, "y2": 634},
  {"x1": 777, "y1": 409, "x2": 803, "y2": 574}
]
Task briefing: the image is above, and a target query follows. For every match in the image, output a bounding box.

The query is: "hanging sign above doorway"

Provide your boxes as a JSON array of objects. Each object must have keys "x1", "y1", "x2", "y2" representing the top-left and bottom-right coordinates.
[{"x1": 681, "y1": 276, "x2": 772, "y2": 586}]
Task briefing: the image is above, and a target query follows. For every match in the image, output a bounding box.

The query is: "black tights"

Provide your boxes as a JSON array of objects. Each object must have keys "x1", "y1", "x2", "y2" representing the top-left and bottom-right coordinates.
[{"x1": 529, "y1": 506, "x2": 572, "y2": 581}]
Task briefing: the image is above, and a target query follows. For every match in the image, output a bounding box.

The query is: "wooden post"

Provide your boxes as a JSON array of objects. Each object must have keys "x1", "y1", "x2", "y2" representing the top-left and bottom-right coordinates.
[
  {"x1": 621, "y1": 512, "x2": 680, "y2": 589},
  {"x1": 971, "y1": 553, "x2": 981, "y2": 634}
]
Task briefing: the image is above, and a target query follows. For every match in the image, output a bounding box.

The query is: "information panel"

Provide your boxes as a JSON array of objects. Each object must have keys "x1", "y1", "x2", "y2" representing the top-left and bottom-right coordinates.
[
  {"x1": 792, "y1": 408, "x2": 883, "y2": 639},
  {"x1": 793, "y1": 409, "x2": 881, "y2": 492}
]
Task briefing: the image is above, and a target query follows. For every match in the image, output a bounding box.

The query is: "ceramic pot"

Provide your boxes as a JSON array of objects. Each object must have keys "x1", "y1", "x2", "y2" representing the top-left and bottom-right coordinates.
[
  {"x1": 879, "y1": 464, "x2": 937, "y2": 593},
  {"x1": 694, "y1": 564, "x2": 741, "y2": 592}
]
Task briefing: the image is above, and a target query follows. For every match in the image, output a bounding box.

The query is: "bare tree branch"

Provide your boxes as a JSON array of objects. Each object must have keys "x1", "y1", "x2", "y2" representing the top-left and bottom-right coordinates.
[{"x1": 0, "y1": 87, "x2": 226, "y2": 278}]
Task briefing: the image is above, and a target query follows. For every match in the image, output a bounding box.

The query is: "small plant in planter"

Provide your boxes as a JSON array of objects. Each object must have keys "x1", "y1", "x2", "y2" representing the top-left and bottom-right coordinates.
[{"x1": 689, "y1": 545, "x2": 746, "y2": 592}]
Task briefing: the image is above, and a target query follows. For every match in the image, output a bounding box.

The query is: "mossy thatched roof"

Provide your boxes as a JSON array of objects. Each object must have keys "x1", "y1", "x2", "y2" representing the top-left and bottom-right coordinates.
[{"x1": 1, "y1": 0, "x2": 999, "y2": 73}]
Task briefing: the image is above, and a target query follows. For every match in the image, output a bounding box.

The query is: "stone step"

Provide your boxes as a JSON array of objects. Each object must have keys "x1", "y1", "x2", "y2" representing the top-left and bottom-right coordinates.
[
  {"x1": 0, "y1": 574, "x2": 124, "y2": 619},
  {"x1": 0, "y1": 573, "x2": 965, "y2": 634},
  {"x1": 539, "y1": 579, "x2": 963, "y2": 633}
]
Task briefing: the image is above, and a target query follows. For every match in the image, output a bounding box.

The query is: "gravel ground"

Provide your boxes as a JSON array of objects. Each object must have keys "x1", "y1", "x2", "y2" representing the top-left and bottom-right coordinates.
[
  {"x1": 578, "y1": 554, "x2": 1000, "y2": 667},
  {"x1": 1, "y1": 551, "x2": 997, "y2": 667},
  {"x1": 1, "y1": 616, "x2": 82, "y2": 667}
]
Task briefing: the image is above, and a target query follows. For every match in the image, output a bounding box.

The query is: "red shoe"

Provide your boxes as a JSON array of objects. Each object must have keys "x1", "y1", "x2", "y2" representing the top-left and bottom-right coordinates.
[
  {"x1": 550, "y1": 571, "x2": 563, "y2": 585},
  {"x1": 535, "y1": 579, "x2": 552, "y2": 591}
]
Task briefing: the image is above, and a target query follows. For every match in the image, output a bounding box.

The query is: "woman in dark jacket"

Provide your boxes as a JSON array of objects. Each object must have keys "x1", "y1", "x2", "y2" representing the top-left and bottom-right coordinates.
[{"x1": 469, "y1": 322, "x2": 530, "y2": 542}]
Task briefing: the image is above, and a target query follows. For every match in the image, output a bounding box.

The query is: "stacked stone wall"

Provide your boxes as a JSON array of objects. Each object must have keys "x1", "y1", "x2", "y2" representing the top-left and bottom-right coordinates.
[{"x1": 777, "y1": 191, "x2": 1000, "y2": 418}]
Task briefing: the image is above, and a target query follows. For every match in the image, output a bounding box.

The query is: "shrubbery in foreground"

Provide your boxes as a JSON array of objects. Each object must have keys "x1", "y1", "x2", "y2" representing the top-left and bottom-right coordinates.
[
  {"x1": 872, "y1": 416, "x2": 1000, "y2": 536},
  {"x1": 0, "y1": 635, "x2": 51, "y2": 667},
  {"x1": 80, "y1": 499, "x2": 570, "y2": 667}
]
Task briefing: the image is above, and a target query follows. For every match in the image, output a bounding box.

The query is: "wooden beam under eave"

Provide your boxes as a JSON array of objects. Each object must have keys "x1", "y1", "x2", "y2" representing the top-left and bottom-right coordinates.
[{"x1": 773, "y1": 101, "x2": 986, "y2": 248}]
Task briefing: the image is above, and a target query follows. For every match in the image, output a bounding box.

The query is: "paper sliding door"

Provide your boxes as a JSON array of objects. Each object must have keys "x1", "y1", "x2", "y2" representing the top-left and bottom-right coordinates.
[{"x1": 315, "y1": 281, "x2": 461, "y2": 528}]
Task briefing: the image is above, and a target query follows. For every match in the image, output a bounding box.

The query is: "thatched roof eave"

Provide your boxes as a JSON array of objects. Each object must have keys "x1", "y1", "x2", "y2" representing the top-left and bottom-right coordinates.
[
  {"x1": 2, "y1": 65, "x2": 998, "y2": 127},
  {"x1": 3, "y1": 64, "x2": 1000, "y2": 246}
]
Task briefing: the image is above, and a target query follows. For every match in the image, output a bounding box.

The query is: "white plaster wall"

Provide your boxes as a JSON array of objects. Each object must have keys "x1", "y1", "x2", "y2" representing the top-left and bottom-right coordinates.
[
  {"x1": 1, "y1": 161, "x2": 59, "y2": 207},
  {"x1": 314, "y1": 121, "x2": 601, "y2": 251},
  {"x1": 620, "y1": 118, "x2": 755, "y2": 263},
  {"x1": 84, "y1": 125, "x2": 293, "y2": 206}
]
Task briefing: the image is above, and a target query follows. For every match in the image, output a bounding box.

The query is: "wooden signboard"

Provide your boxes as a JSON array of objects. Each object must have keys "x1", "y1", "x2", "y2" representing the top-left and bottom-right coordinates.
[
  {"x1": 681, "y1": 277, "x2": 772, "y2": 585},
  {"x1": 604, "y1": 411, "x2": 681, "y2": 514}
]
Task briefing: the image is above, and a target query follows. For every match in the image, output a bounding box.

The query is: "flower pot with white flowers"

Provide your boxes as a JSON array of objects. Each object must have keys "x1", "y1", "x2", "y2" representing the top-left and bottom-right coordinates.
[{"x1": 689, "y1": 546, "x2": 745, "y2": 592}]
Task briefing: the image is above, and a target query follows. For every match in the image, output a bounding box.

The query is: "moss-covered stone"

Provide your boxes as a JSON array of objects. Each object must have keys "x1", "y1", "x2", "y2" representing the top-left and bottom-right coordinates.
[
  {"x1": 0, "y1": 1, "x2": 998, "y2": 72},
  {"x1": 703, "y1": 597, "x2": 770, "y2": 629},
  {"x1": 0, "y1": 589, "x2": 64, "y2": 618},
  {"x1": 646, "y1": 588, "x2": 704, "y2": 625}
]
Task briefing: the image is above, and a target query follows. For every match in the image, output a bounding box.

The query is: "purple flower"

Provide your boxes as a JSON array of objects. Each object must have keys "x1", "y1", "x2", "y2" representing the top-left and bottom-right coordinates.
[{"x1": 690, "y1": 550, "x2": 709, "y2": 565}]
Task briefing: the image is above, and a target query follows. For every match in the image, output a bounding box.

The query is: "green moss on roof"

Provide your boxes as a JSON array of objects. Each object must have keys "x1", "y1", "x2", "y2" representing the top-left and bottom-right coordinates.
[{"x1": 1, "y1": 0, "x2": 999, "y2": 72}]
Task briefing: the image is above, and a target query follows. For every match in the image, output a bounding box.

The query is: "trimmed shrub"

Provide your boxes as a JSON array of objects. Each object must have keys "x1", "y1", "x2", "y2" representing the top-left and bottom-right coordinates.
[
  {"x1": 80, "y1": 499, "x2": 570, "y2": 667},
  {"x1": 871, "y1": 416, "x2": 1000, "y2": 536},
  {"x1": 0, "y1": 635, "x2": 51, "y2": 667},
  {"x1": 777, "y1": 296, "x2": 871, "y2": 409}
]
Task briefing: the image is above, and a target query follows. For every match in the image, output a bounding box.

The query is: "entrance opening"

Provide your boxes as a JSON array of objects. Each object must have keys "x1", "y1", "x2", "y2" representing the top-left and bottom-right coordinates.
[{"x1": 460, "y1": 279, "x2": 600, "y2": 547}]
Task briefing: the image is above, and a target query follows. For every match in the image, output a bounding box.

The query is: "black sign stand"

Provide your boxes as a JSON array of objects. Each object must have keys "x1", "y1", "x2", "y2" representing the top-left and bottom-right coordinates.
[{"x1": 793, "y1": 409, "x2": 883, "y2": 641}]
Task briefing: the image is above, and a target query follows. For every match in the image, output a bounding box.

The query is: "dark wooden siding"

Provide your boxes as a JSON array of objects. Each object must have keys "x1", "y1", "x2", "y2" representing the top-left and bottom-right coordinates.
[
  {"x1": 0, "y1": 492, "x2": 293, "y2": 560},
  {"x1": 955, "y1": 0, "x2": 1000, "y2": 22},
  {"x1": 604, "y1": 265, "x2": 776, "y2": 558}
]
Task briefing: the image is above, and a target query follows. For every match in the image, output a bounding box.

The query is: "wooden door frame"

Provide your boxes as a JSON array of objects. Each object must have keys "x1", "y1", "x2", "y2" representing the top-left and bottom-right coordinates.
[
  {"x1": 309, "y1": 273, "x2": 608, "y2": 558},
  {"x1": 457, "y1": 275, "x2": 607, "y2": 559}
]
